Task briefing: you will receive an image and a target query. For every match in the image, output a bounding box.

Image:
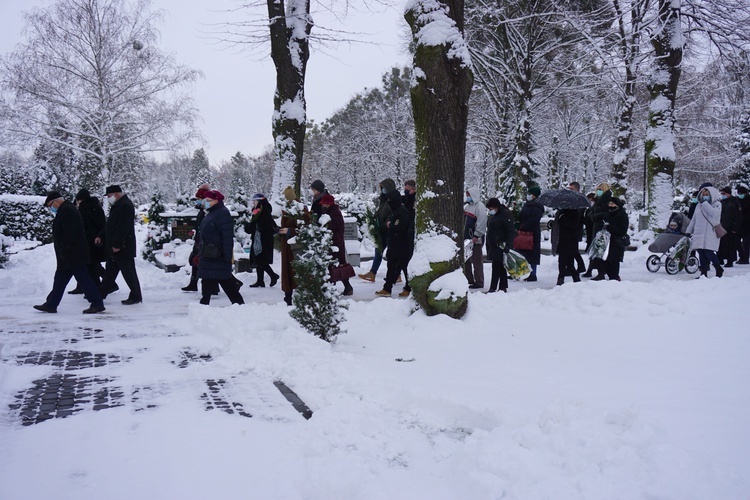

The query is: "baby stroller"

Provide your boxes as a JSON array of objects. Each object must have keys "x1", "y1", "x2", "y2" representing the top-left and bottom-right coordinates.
[{"x1": 646, "y1": 213, "x2": 699, "y2": 275}]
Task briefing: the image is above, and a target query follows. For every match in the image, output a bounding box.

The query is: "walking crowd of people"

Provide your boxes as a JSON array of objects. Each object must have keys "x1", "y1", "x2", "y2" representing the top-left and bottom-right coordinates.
[{"x1": 33, "y1": 177, "x2": 748, "y2": 313}]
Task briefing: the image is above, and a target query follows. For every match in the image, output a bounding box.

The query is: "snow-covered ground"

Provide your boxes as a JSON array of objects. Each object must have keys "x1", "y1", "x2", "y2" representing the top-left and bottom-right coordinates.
[{"x1": 1, "y1": 232, "x2": 748, "y2": 499}]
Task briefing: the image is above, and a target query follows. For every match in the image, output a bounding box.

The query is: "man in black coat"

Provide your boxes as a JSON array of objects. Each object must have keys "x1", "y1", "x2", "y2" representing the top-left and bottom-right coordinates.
[
  {"x1": 34, "y1": 192, "x2": 105, "y2": 314},
  {"x1": 68, "y1": 188, "x2": 106, "y2": 293},
  {"x1": 376, "y1": 190, "x2": 412, "y2": 297},
  {"x1": 718, "y1": 186, "x2": 742, "y2": 267},
  {"x1": 97, "y1": 185, "x2": 143, "y2": 305},
  {"x1": 737, "y1": 186, "x2": 750, "y2": 264}
]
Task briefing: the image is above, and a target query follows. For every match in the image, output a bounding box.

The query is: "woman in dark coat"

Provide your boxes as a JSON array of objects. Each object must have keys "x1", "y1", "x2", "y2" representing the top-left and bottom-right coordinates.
[
  {"x1": 517, "y1": 185, "x2": 544, "y2": 281},
  {"x1": 588, "y1": 182, "x2": 613, "y2": 279},
  {"x1": 737, "y1": 186, "x2": 750, "y2": 264},
  {"x1": 485, "y1": 198, "x2": 516, "y2": 293},
  {"x1": 198, "y1": 190, "x2": 244, "y2": 305},
  {"x1": 245, "y1": 193, "x2": 279, "y2": 288},
  {"x1": 376, "y1": 190, "x2": 412, "y2": 297},
  {"x1": 319, "y1": 194, "x2": 353, "y2": 295},
  {"x1": 278, "y1": 186, "x2": 311, "y2": 305},
  {"x1": 592, "y1": 196, "x2": 629, "y2": 281},
  {"x1": 556, "y1": 208, "x2": 582, "y2": 285}
]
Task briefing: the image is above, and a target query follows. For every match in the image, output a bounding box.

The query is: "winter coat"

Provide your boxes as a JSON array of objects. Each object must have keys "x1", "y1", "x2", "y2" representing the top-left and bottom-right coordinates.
[
  {"x1": 464, "y1": 187, "x2": 488, "y2": 240},
  {"x1": 686, "y1": 186, "x2": 723, "y2": 252},
  {"x1": 402, "y1": 190, "x2": 416, "y2": 254},
  {"x1": 590, "y1": 189, "x2": 613, "y2": 234},
  {"x1": 280, "y1": 204, "x2": 310, "y2": 294},
  {"x1": 103, "y1": 194, "x2": 137, "y2": 259},
  {"x1": 198, "y1": 201, "x2": 235, "y2": 280},
  {"x1": 321, "y1": 203, "x2": 348, "y2": 265},
  {"x1": 244, "y1": 199, "x2": 276, "y2": 266},
  {"x1": 189, "y1": 206, "x2": 206, "y2": 261},
  {"x1": 485, "y1": 205, "x2": 516, "y2": 262},
  {"x1": 375, "y1": 178, "x2": 398, "y2": 240},
  {"x1": 385, "y1": 191, "x2": 412, "y2": 261},
  {"x1": 720, "y1": 196, "x2": 742, "y2": 233},
  {"x1": 556, "y1": 209, "x2": 581, "y2": 255},
  {"x1": 740, "y1": 196, "x2": 750, "y2": 235},
  {"x1": 602, "y1": 206, "x2": 629, "y2": 263},
  {"x1": 52, "y1": 200, "x2": 90, "y2": 270},
  {"x1": 78, "y1": 197, "x2": 106, "y2": 263},
  {"x1": 311, "y1": 189, "x2": 328, "y2": 220},
  {"x1": 517, "y1": 198, "x2": 544, "y2": 265}
]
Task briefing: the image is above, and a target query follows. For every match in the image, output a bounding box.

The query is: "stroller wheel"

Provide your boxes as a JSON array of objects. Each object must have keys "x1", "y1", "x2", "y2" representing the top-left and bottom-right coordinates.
[
  {"x1": 665, "y1": 257, "x2": 681, "y2": 275},
  {"x1": 685, "y1": 256, "x2": 699, "y2": 274},
  {"x1": 646, "y1": 254, "x2": 662, "y2": 273}
]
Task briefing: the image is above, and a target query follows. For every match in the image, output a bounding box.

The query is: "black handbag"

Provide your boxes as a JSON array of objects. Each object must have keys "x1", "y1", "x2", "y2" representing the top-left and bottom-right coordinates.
[
  {"x1": 201, "y1": 242, "x2": 221, "y2": 259},
  {"x1": 612, "y1": 234, "x2": 631, "y2": 248}
]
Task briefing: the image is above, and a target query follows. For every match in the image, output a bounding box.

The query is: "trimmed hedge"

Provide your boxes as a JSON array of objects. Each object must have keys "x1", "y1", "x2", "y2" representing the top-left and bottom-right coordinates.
[{"x1": 0, "y1": 194, "x2": 54, "y2": 243}]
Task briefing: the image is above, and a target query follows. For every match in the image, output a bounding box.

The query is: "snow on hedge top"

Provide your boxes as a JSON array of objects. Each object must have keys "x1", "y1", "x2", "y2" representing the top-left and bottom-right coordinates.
[
  {"x1": 0, "y1": 194, "x2": 47, "y2": 204},
  {"x1": 405, "y1": 0, "x2": 472, "y2": 68}
]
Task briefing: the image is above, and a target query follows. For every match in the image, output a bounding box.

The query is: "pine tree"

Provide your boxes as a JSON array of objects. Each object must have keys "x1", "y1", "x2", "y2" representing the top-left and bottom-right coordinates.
[
  {"x1": 289, "y1": 214, "x2": 347, "y2": 342},
  {"x1": 142, "y1": 192, "x2": 170, "y2": 261}
]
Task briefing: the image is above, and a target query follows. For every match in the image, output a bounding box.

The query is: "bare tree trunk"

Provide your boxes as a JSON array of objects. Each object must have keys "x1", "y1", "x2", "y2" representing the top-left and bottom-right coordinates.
[
  {"x1": 267, "y1": 0, "x2": 311, "y2": 201},
  {"x1": 405, "y1": 0, "x2": 473, "y2": 318},
  {"x1": 645, "y1": 0, "x2": 682, "y2": 229}
]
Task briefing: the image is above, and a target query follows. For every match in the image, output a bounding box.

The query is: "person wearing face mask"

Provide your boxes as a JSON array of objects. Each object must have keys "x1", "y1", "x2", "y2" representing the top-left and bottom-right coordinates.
[
  {"x1": 717, "y1": 186, "x2": 742, "y2": 268},
  {"x1": 245, "y1": 193, "x2": 280, "y2": 288},
  {"x1": 686, "y1": 186, "x2": 724, "y2": 278},
  {"x1": 687, "y1": 190, "x2": 700, "y2": 219},
  {"x1": 587, "y1": 182, "x2": 613, "y2": 280},
  {"x1": 463, "y1": 187, "x2": 488, "y2": 289},
  {"x1": 358, "y1": 178, "x2": 398, "y2": 283},
  {"x1": 96, "y1": 185, "x2": 142, "y2": 305},
  {"x1": 376, "y1": 190, "x2": 413, "y2": 297},
  {"x1": 319, "y1": 194, "x2": 354, "y2": 296},
  {"x1": 591, "y1": 197, "x2": 629, "y2": 281},
  {"x1": 736, "y1": 186, "x2": 750, "y2": 264},
  {"x1": 181, "y1": 184, "x2": 210, "y2": 292},
  {"x1": 34, "y1": 192, "x2": 105, "y2": 314},
  {"x1": 484, "y1": 198, "x2": 516, "y2": 293},
  {"x1": 516, "y1": 185, "x2": 543, "y2": 282},
  {"x1": 197, "y1": 190, "x2": 245, "y2": 305},
  {"x1": 309, "y1": 179, "x2": 328, "y2": 219}
]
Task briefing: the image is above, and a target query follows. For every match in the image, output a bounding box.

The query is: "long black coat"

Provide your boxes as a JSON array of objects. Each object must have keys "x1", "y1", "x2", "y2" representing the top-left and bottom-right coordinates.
[
  {"x1": 78, "y1": 197, "x2": 106, "y2": 263},
  {"x1": 720, "y1": 196, "x2": 742, "y2": 233},
  {"x1": 52, "y1": 200, "x2": 90, "y2": 270},
  {"x1": 385, "y1": 193, "x2": 412, "y2": 261},
  {"x1": 603, "y1": 206, "x2": 629, "y2": 263},
  {"x1": 740, "y1": 196, "x2": 750, "y2": 235},
  {"x1": 517, "y1": 199, "x2": 544, "y2": 265},
  {"x1": 556, "y1": 209, "x2": 582, "y2": 254},
  {"x1": 103, "y1": 194, "x2": 137, "y2": 258},
  {"x1": 485, "y1": 206, "x2": 516, "y2": 261},
  {"x1": 590, "y1": 189, "x2": 613, "y2": 234},
  {"x1": 244, "y1": 199, "x2": 276, "y2": 266},
  {"x1": 198, "y1": 201, "x2": 235, "y2": 280}
]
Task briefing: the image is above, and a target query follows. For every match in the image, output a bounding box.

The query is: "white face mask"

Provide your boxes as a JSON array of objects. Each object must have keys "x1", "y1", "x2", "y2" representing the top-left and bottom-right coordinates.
[
  {"x1": 527, "y1": 195, "x2": 533, "y2": 201},
  {"x1": 106, "y1": 195, "x2": 114, "y2": 205}
]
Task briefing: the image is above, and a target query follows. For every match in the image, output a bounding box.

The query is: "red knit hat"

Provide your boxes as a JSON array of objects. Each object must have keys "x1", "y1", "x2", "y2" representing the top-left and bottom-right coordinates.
[{"x1": 204, "y1": 190, "x2": 224, "y2": 201}]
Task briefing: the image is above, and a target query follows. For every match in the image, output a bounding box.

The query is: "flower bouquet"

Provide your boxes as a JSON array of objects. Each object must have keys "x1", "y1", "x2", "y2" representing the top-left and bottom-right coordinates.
[{"x1": 504, "y1": 249, "x2": 532, "y2": 280}]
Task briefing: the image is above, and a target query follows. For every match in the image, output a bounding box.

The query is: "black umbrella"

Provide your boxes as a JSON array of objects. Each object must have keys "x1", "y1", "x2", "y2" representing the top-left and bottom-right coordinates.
[{"x1": 536, "y1": 189, "x2": 590, "y2": 209}]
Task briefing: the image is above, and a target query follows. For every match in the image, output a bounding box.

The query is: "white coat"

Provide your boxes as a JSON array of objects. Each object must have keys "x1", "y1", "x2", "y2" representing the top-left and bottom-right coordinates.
[{"x1": 686, "y1": 186, "x2": 723, "y2": 252}]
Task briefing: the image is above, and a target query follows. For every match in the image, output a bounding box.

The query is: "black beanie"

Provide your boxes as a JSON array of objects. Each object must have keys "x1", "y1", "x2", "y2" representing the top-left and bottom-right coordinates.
[{"x1": 310, "y1": 180, "x2": 325, "y2": 193}]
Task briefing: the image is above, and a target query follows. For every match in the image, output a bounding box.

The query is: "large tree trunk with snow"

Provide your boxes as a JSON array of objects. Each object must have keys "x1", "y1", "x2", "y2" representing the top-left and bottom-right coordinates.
[
  {"x1": 645, "y1": 0, "x2": 682, "y2": 229},
  {"x1": 267, "y1": 0, "x2": 311, "y2": 203},
  {"x1": 405, "y1": 0, "x2": 473, "y2": 319}
]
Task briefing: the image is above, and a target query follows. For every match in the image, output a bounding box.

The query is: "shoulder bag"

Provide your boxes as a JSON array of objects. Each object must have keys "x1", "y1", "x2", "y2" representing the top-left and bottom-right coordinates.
[{"x1": 513, "y1": 230, "x2": 534, "y2": 251}]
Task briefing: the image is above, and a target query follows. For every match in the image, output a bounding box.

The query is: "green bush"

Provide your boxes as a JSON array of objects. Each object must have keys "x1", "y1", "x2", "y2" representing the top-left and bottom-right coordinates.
[{"x1": 0, "y1": 194, "x2": 54, "y2": 243}]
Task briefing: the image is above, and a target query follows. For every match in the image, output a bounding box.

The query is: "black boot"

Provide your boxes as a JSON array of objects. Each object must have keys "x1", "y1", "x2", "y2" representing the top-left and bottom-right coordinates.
[
  {"x1": 556, "y1": 276, "x2": 565, "y2": 286},
  {"x1": 284, "y1": 291, "x2": 293, "y2": 306},
  {"x1": 269, "y1": 272, "x2": 279, "y2": 287},
  {"x1": 572, "y1": 273, "x2": 581, "y2": 283},
  {"x1": 182, "y1": 281, "x2": 198, "y2": 292},
  {"x1": 715, "y1": 265, "x2": 724, "y2": 278}
]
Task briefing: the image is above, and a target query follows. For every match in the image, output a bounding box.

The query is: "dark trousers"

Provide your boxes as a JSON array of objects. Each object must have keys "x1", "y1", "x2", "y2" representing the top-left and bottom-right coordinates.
[
  {"x1": 718, "y1": 233, "x2": 737, "y2": 264},
  {"x1": 558, "y1": 247, "x2": 579, "y2": 280},
  {"x1": 46, "y1": 265, "x2": 103, "y2": 308},
  {"x1": 739, "y1": 233, "x2": 750, "y2": 263},
  {"x1": 384, "y1": 254, "x2": 410, "y2": 292},
  {"x1": 573, "y1": 250, "x2": 585, "y2": 273},
  {"x1": 201, "y1": 278, "x2": 244, "y2": 305},
  {"x1": 697, "y1": 249, "x2": 721, "y2": 272},
  {"x1": 463, "y1": 242, "x2": 485, "y2": 286},
  {"x1": 254, "y1": 263, "x2": 278, "y2": 284},
  {"x1": 488, "y1": 260, "x2": 508, "y2": 292},
  {"x1": 100, "y1": 256, "x2": 142, "y2": 301}
]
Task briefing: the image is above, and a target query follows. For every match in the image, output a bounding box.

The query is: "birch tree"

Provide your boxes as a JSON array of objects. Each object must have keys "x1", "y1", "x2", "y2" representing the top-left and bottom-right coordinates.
[{"x1": 0, "y1": 0, "x2": 201, "y2": 193}]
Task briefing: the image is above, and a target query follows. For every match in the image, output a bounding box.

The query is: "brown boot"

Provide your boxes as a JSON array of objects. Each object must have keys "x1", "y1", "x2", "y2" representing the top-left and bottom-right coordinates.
[{"x1": 358, "y1": 271, "x2": 376, "y2": 282}]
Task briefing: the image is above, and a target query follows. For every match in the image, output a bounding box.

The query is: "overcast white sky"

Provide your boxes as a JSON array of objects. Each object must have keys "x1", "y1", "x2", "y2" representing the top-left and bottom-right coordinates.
[{"x1": 0, "y1": 0, "x2": 409, "y2": 165}]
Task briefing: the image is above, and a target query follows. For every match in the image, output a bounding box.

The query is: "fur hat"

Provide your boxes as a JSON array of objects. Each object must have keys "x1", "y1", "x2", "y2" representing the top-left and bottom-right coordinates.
[
  {"x1": 282, "y1": 186, "x2": 297, "y2": 202},
  {"x1": 105, "y1": 185, "x2": 122, "y2": 195},
  {"x1": 528, "y1": 185, "x2": 541, "y2": 197},
  {"x1": 44, "y1": 191, "x2": 63, "y2": 206},
  {"x1": 320, "y1": 194, "x2": 336, "y2": 206},
  {"x1": 204, "y1": 190, "x2": 224, "y2": 202},
  {"x1": 75, "y1": 189, "x2": 91, "y2": 201},
  {"x1": 310, "y1": 179, "x2": 325, "y2": 193}
]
